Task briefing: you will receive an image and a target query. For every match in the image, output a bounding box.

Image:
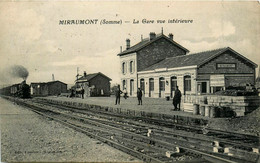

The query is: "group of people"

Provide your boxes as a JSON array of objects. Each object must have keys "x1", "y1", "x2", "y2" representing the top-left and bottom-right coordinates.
[
  {"x1": 70, "y1": 88, "x2": 85, "y2": 99},
  {"x1": 114, "y1": 84, "x2": 182, "y2": 110},
  {"x1": 115, "y1": 85, "x2": 143, "y2": 105}
]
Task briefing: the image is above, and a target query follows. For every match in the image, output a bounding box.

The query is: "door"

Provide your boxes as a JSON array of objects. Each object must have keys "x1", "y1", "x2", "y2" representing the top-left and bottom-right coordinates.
[
  {"x1": 201, "y1": 82, "x2": 207, "y2": 93},
  {"x1": 184, "y1": 75, "x2": 191, "y2": 95},
  {"x1": 140, "y1": 79, "x2": 145, "y2": 95},
  {"x1": 171, "y1": 76, "x2": 177, "y2": 98},
  {"x1": 149, "y1": 78, "x2": 154, "y2": 97},
  {"x1": 130, "y1": 79, "x2": 134, "y2": 96},
  {"x1": 159, "y1": 77, "x2": 165, "y2": 98}
]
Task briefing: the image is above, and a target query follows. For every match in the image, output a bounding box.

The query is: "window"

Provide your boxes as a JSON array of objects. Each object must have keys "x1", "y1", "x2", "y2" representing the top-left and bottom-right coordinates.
[
  {"x1": 130, "y1": 61, "x2": 134, "y2": 73},
  {"x1": 122, "y1": 62, "x2": 126, "y2": 74},
  {"x1": 122, "y1": 80, "x2": 126, "y2": 90},
  {"x1": 184, "y1": 75, "x2": 191, "y2": 91},
  {"x1": 149, "y1": 78, "x2": 154, "y2": 91},
  {"x1": 159, "y1": 77, "x2": 165, "y2": 91}
]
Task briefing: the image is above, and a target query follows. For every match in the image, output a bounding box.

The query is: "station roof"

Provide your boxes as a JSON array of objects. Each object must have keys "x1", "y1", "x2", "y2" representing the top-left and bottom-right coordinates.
[
  {"x1": 31, "y1": 80, "x2": 67, "y2": 86},
  {"x1": 141, "y1": 47, "x2": 258, "y2": 72},
  {"x1": 77, "y1": 72, "x2": 111, "y2": 82},
  {"x1": 117, "y1": 33, "x2": 189, "y2": 56}
]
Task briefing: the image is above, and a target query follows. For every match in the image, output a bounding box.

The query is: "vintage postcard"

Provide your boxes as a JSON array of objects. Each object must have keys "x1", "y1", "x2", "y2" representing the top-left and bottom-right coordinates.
[{"x1": 0, "y1": 1, "x2": 259, "y2": 163}]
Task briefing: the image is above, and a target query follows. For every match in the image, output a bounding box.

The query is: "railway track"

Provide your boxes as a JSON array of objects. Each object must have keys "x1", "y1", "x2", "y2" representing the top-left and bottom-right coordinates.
[{"x1": 3, "y1": 96, "x2": 260, "y2": 163}]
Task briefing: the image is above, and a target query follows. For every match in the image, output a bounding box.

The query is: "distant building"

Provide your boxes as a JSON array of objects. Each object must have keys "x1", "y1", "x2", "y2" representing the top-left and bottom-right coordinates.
[
  {"x1": 76, "y1": 72, "x2": 111, "y2": 97},
  {"x1": 30, "y1": 83, "x2": 48, "y2": 96},
  {"x1": 256, "y1": 68, "x2": 260, "y2": 92},
  {"x1": 118, "y1": 32, "x2": 258, "y2": 98},
  {"x1": 30, "y1": 80, "x2": 67, "y2": 96}
]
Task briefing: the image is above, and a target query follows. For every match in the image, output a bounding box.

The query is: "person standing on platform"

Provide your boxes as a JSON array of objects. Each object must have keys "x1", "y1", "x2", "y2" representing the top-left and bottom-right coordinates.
[
  {"x1": 115, "y1": 85, "x2": 123, "y2": 105},
  {"x1": 123, "y1": 87, "x2": 128, "y2": 99},
  {"x1": 137, "y1": 88, "x2": 143, "y2": 105},
  {"x1": 173, "y1": 86, "x2": 182, "y2": 111},
  {"x1": 81, "y1": 88, "x2": 85, "y2": 99}
]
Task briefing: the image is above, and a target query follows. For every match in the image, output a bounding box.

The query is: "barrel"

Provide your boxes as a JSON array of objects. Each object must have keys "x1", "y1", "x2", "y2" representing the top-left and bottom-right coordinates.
[
  {"x1": 219, "y1": 107, "x2": 226, "y2": 117},
  {"x1": 199, "y1": 105, "x2": 205, "y2": 116},
  {"x1": 193, "y1": 104, "x2": 199, "y2": 115},
  {"x1": 210, "y1": 106, "x2": 217, "y2": 118},
  {"x1": 205, "y1": 105, "x2": 210, "y2": 117}
]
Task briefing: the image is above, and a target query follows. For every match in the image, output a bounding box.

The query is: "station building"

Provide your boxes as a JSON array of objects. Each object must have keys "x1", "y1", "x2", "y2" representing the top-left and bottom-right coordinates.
[
  {"x1": 76, "y1": 72, "x2": 111, "y2": 97},
  {"x1": 118, "y1": 32, "x2": 257, "y2": 98}
]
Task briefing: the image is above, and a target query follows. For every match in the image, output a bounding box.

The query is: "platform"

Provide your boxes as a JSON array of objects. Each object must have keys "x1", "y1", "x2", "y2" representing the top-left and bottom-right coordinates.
[{"x1": 40, "y1": 96, "x2": 209, "y2": 120}]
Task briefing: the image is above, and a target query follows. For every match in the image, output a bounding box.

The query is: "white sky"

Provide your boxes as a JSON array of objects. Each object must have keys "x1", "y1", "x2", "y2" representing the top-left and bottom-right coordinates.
[{"x1": 0, "y1": 1, "x2": 259, "y2": 86}]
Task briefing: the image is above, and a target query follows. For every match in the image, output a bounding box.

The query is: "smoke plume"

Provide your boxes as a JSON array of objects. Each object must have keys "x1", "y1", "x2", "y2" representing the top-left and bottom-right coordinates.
[{"x1": 9, "y1": 65, "x2": 29, "y2": 80}]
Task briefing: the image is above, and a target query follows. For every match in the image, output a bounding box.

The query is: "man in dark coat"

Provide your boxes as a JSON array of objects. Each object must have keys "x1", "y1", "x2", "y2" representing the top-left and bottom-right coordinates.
[
  {"x1": 81, "y1": 88, "x2": 85, "y2": 99},
  {"x1": 173, "y1": 86, "x2": 182, "y2": 111},
  {"x1": 115, "y1": 85, "x2": 123, "y2": 105},
  {"x1": 137, "y1": 88, "x2": 143, "y2": 105}
]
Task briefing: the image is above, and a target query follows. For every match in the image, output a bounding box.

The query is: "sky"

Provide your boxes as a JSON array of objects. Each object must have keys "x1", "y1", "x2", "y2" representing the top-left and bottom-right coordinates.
[{"x1": 0, "y1": 1, "x2": 259, "y2": 87}]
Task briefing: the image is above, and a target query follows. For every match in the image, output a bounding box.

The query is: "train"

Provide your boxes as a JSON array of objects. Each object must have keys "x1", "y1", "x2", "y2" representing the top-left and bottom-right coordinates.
[{"x1": 0, "y1": 80, "x2": 31, "y2": 98}]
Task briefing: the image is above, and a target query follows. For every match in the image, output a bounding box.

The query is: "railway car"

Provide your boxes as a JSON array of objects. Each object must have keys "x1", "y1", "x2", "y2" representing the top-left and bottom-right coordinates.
[
  {"x1": 0, "y1": 80, "x2": 31, "y2": 98},
  {"x1": 0, "y1": 85, "x2": 12, "y2": 96}
]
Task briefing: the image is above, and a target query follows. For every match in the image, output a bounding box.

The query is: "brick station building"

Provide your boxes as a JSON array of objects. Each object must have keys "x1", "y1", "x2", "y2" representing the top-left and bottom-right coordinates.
[{"x1": 117, "y1": 32, "x2": 258, "y2": 98}]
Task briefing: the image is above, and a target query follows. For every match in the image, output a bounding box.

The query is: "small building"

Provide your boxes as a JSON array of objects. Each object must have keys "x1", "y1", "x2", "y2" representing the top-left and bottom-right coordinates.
[
  {"x1": 30, "y1": 80, "x2": 67, "y2": 96},
  {"x1": 30, "y1": 82, "x2": 48, "y2": 96},
  {"x1": 76, "y1": 72, "x2": 111, "y2": 97},
  {"x1": 118, "y1": 32, "x2": 258, "y2": 98},
  {"x1": 47, "y1": 81, "x2": 68, "y2": 95},
  {"x1": 256, "y1": 68, "x2": 260, "y2": 94}
]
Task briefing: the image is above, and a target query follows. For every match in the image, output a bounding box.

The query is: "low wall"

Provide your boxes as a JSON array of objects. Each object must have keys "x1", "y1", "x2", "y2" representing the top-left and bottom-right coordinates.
[{"x1": 183, "y1": 95, "x2": 260, "y2": 116}]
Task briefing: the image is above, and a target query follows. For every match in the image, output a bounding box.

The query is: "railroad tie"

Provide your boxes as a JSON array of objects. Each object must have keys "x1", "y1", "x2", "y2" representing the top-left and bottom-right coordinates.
[
  {"x1": 212, "y1": 141, "x2": 219, "y2": 147},
  {"x1": 252, "y1": 147, "x2": 259, "y2": 154},
  {"x1": 213, "y1": 146, "x2": 224, "y2": 153},
  {"x1": 147, "y1": 129, "x2": 153, "y2": 137},
  {"x1": 165, "y1": 147, "x2": 180, "y2": 158}
]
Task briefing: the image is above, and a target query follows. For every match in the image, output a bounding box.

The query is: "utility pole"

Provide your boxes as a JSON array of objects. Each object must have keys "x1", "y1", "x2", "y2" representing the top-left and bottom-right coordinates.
[{"x1": 52, "y1": 74, "x2": 55, "y2": 81}]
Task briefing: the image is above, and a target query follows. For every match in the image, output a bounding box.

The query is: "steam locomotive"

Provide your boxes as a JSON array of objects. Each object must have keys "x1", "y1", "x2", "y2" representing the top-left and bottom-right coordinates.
[{"x1": 0, "y1": 80, "x2": 31, "y2": 98}]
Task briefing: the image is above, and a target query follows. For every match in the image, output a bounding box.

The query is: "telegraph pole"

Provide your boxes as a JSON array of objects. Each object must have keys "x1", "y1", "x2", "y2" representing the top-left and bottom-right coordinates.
[{"x1": 76, "y1": 67, "x2": 79, "y2": 87}]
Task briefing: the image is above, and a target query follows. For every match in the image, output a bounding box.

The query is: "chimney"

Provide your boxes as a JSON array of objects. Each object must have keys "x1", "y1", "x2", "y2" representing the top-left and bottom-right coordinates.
[
  {"x1": 126, "y1": 39, "x2": 130, "y2": 50},
  {"x1": 120, "y1": 46, "x2": 122, "y2": 53},
  {"x1": 84, "y1": 71, "x2": 87, "y2": 77},
  {"x1": 149, "y1": 32, "x2": 156, "y2": 40},
  {"x1": 168, "y1": 33, "x2": 173, "y2": 40}
]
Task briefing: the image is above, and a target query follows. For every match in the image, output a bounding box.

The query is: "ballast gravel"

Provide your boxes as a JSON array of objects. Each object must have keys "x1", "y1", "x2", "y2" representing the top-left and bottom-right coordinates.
[{"x1": 0, "y1": 98, "x2": 139, "y2": 162}]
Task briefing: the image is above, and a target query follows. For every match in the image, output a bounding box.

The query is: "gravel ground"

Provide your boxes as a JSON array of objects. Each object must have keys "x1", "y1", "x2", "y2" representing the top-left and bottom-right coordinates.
[
  {"x1": 208, "y1": 107, "x2": 260, "y2": 136},
  {"x1": 0, "y1": 97, "x2": 140, "y2": 162}
]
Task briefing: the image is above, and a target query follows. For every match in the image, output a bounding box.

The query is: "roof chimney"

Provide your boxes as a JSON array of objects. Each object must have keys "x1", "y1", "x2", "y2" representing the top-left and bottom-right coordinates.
[
  {"x1": 126, "y1": 39, "x2": 130, "y2": 50},
  {"x1": 149, "y1": 32, "x2": 156, "y2": 40},
  {"x1": 120, "y1": 46, "x2": 122, "y2": 53},
  {"x1": 168, "y1": 33, "x2": 173, "y2": 40},
  {"x1": 84, "y1": 71, "x2": 87, "y2": 77}
]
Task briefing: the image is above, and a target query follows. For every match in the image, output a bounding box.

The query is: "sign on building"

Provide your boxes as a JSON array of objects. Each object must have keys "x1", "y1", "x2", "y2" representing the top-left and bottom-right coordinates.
[{"x1": 210, "y1": 75, "x2": 225, "y2": 87}]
